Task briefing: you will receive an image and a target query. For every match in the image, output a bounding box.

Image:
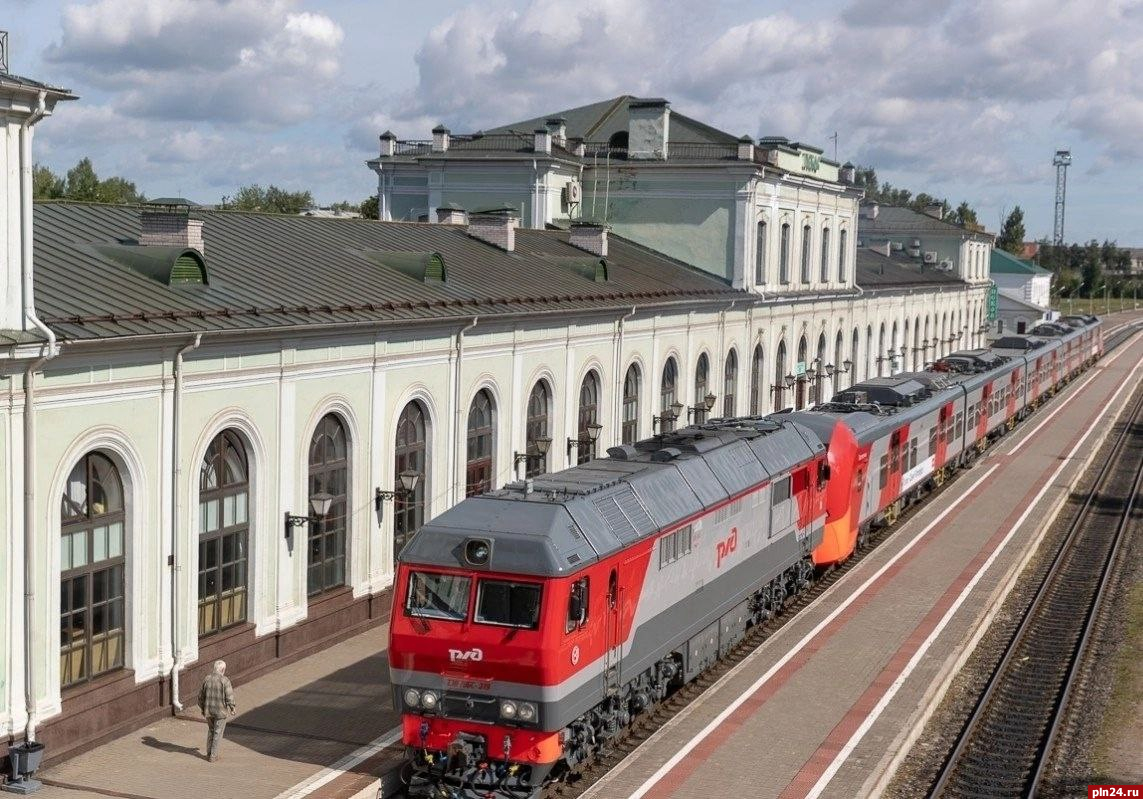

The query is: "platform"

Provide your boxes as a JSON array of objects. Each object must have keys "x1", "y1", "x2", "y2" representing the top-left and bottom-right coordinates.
[{"x1": 581, "y1": 318, "x2": 1143, "y2": 799}]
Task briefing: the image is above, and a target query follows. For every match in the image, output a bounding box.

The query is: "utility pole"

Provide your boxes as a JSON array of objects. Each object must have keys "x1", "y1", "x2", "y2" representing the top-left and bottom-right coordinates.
[{"x1": 1052, "y1": 149, "x2": 1071, "y2": 245}]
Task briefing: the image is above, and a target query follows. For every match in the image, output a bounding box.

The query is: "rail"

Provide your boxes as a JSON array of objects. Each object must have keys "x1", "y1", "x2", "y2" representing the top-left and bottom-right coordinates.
[{"x1": 928, "y1": 382, "x2": 1143, "y2": 798}]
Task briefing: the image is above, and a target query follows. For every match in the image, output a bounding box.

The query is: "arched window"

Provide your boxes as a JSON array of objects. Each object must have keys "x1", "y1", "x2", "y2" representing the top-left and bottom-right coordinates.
[
  {"x1": 608, "y1": 130, "x2": 629, "y2": 150},
  {"x1": 755, "y1": 221, "x2": 767, "y2": 285},
  {"x1": 465, "y1": 390, "x2": 495, "y2": 497},
  {"x1": 800, "y1": 224, "x2": 812, "y2": 283},
  {"x1": 199, "y1": 431, "x2": 249, "y2": 637},
  {"x1": 525, "y1": 382, "x2": 550, "y2": 478},
  {"x1": 774, "y1": 340, "x2": 787, "y2": 408},
  {"x1": 865, "y1": 325, "x2": 874, "y2": 380},
  {"x1": 924, "y1": 316, "x2": 931, "y2": 361},
  {"x1": 902, "y1": 319, "x2": 911, "y2": 371},
  {"x1": 795, "y1": 336, "x2": 809, "y2": 409},
  {"x1": 60, "y1": 452, "x2": 126, "y2": 687},
  {"x1": 833, "y1": 330, "x2": 845, "y2": 399},
  {"x1": 851, "y1": 328, "x2": 860, "y2": 387},
  {"x1": 622, "y1": 365, "x2": 640, "y2": 445},
  {"x1": 576, "y1": 371, "x2": 601, "y2": 464},
  {"x1": 394, "y1": 402, "x2": 428, "y2": 556},
  {"x1": 723, "y1": 350, "x2": 738, "y2": 417},
  {"x1": 914, "y1": 317, "x2": 922, "y2": 367},
  {"x1": 878, "y1": 323, "x2": 887, "y2": 376},
  {"x1": 694, "y1": 353, "x2": 710, "y2": 421},
  {"x1": 750, "y1": 345, "x2": 765, "y2": 415},
  {"x1": 660, "y1": 357, "x2": 679, "y2": 433},
  {"x1": 779, "y1": 223, "x2": 791, "y2": 284},
  {"x1": 890, "y1": 321, "x2": 899, "y2": 373},
  {"x1": 814, "y1": 334, "x2": 826, "y2": 405},
  {"x1": 820, "y1": 228, "x2": 831, "y2": 282},
  {"x1": 308, "y1": 414, "x2": 348, "y2": 596},
  {"x1": 838, "y1": 229, "x2": 848, "y2": 282}
]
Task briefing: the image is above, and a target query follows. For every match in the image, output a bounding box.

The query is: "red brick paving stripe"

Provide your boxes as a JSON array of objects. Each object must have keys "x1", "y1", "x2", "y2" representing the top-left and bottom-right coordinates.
[
  {"x1": 654, "y1": 475, "x2": 992, "y2": 798},
  {"x1": 775, "y1": 372, "x2": 1124, "y2": 798},
  {"x1": 306, "y1": 746, "x2": 405, "y2": 799}
]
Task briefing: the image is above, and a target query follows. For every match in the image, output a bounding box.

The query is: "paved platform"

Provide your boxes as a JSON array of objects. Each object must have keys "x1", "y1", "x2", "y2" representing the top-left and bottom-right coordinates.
[
  {"x1": 582, "y1": 317, "x2": 1143, "y2": 799},
  {"x1": 28, "y1": 624, "x2": 403, "y2": 799}
]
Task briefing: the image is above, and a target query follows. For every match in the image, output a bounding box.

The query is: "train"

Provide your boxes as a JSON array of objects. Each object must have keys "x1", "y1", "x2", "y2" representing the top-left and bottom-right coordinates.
[{"x1": 388, "y1": 314, "x2": 1103, "y2": 798}]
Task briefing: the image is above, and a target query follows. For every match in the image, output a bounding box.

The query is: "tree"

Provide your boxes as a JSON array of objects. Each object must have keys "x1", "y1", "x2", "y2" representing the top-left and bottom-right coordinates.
[
  {"x1": 997, "y1": 206, "x2": 1026, "y2": 254},
  {"x1": 359, "y1": 195, "x2": 379, "y2": 220},
  {"x1": 33, "y1": 165, "x2": 65, "y2": 199},
  {"x1": 950, "y1": 202, "x2": 979, "y2": 228},
  {"x1": 1082, "y1": 239, "x2": 1102, "y2": 297},
  {"x1": 220, "y1": 184, "x2": 314, "y2": 215},
  {"x1": 65, "y1": 158, "x2": 102, "y2": 201}
]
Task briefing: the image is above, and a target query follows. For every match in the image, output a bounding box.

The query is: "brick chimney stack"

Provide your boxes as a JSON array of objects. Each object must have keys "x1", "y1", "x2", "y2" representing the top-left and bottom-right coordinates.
[
  {"x1": 140, "y1": 202, "x2": 204, "y2": 252},
  {"x1": 467, "y1": 207, "x2": 519, "y2": 251},
  {"x1": 431, "y1": 125, "x2": 450, "y2": 153},
  {"x1": 569, "y1": 222, "x2": 609, "y2": 257}
]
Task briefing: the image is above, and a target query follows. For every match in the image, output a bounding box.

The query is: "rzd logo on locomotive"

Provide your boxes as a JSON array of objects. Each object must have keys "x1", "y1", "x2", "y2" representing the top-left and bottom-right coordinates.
[
  {"x1": 449, "y1": 647, "x2": 484, "y2": 662},
  {"x1": 716, "y1": 527, "x2": 739, "y2": 568}
]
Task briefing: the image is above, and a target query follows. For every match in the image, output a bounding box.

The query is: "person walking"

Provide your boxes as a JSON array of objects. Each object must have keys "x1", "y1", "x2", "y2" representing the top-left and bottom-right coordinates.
[{"x1": 198, "y1": 659, "x2": 236, "y2": 762}]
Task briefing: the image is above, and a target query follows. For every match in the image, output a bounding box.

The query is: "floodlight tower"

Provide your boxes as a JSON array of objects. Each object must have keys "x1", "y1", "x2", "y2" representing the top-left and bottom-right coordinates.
[{"x1": 1052, "y1": 149, "x2": 1071, "y2": 245}]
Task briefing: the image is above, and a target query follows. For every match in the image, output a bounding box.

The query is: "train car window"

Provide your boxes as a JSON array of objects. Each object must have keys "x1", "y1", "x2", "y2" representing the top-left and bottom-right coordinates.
[
  {"x1": 772, "y1": 476, "x2": 791, "y2": 505},
  {"x1": 879, "y1": 454, "x2": 889, "y2": 489},
  {"x1": 566, "y1": 578, "x2": 589, "y2": 633},
  {"x1": 475, "y1": 579, "x2": 542, "y2": 629},
  {"x1": 910, "y1": 439, "x2": 919, "y2": 469},
  {"x1": 608, "y1": 569, "x2": 618, "y2": 609},
  {"x1": 928, "y1": 427, "x2": 937, "y2": 458},
  {"x1": 406, "y1": 571, "x2": 471, "y2": 621}
]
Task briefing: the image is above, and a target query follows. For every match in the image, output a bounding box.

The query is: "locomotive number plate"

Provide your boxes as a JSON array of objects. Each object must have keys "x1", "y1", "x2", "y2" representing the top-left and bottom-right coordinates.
[{"x1": 445, "y1": 676, "x2": 493, "y2": 691}]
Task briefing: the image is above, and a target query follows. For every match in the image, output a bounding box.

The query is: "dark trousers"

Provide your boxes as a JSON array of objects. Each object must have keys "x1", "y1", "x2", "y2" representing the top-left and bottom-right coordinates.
[{"x1": 206, "y1": 716, "x2": 227, "y2": 759}]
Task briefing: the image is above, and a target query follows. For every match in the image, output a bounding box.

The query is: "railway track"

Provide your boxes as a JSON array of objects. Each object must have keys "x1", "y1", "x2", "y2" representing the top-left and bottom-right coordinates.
[{"x1": 926, "y1": 381, "x2": 1143, "y2": 798}]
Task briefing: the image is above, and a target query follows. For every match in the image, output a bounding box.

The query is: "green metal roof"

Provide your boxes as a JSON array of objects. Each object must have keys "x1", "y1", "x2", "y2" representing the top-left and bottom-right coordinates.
[{"x1": 990, "y1": 248, "x2": 1051, "y2": 276}]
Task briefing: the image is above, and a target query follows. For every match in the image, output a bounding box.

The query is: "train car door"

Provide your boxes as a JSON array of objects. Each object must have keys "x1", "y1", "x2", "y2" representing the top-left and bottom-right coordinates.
[{"x1": 603, "y1": 568, "x2": 621, "y2": 696}]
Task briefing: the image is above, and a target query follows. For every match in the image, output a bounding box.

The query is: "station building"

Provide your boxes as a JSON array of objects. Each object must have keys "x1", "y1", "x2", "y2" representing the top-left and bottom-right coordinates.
[{"x1": 3, "y1": 77, "x2": 988, "y2": 761}]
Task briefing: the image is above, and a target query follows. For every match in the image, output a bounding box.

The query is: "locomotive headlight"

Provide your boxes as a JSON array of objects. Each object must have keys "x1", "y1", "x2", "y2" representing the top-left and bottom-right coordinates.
[
  {"x1": 403, "y1": 688, "x2": 421, "y2": 708},
  {"x1": 420, "y1": 690, "x2": 439, "y2": 711},
  {"x1": 500, "y1": 700, "x2": 518, "y2": 719},
  {"x1": 517, "y1": 702, "x2": 537, "y2": 722}
]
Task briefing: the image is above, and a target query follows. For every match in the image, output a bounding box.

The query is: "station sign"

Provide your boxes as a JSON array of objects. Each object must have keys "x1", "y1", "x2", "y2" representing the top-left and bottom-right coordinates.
[{"x1": 987, "y1": 284, "x2": 999, "y2": 320}]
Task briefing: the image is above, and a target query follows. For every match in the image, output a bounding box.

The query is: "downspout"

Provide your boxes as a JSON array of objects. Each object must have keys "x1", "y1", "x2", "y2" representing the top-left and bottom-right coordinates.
[
  {"x1": 170, "y1": 334, "x2": 202, "y2": 712},
  {"x1": 21, "y1": 90, "x2": 56, "y2": 744},
  {"x1": 614, "y1": 306, "x2": 637, "y2": 441},
  {"x1": 452, "y1": 318, "x2": 478, "y2": 504}
]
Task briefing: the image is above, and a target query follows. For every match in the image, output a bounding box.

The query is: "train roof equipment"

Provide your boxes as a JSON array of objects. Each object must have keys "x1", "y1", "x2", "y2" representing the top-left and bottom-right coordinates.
[{"x1": 398, "y1": 417, "x2": 824, "y2": 576}]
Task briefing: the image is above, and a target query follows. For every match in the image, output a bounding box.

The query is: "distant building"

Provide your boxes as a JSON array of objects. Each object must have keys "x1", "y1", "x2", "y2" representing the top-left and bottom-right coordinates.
[
  {"x1": 990, "y1": 248, "x2": 1053, "y2": 333},
  {"x1": 856, "y1": 202, "x2": 993, "y2": 288},
  {"x1": 299, "y1": 206, "x2": 362, "y2": 219}
]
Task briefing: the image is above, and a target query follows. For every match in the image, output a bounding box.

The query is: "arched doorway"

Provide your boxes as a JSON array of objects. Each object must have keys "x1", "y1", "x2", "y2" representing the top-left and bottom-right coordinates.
[
  {"x1": 525, "y1": 382, "x2": 550, "y2": 477},
  {"x1": 308, "y1": 414, "x2": 348, "y2": 596},
  {"x1": 465, "y1": 389, "x2": 495, "y2": 496},
  {"x1": 622, "y1": 364, "x2": 641, "y2": 444},
  {"x1": 576, "y1": 371, "x2": 601, "y2": 464},
  {"x1": 394, "y1": 402, "x2": 427, "y2": 557},
  {"x1": 198, "y1": 430, "x2": 249, "y2": 637},
  {"x1": 750, "y1": 345, "x2": 765, "y2": 414},
  {"x1": 723, "y1": 350, "x2": 738, "y2": 417}
]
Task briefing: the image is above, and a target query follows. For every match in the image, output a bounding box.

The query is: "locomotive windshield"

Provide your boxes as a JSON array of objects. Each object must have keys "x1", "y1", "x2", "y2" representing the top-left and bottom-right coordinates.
[
  {"x1": 406, "y1": 571, "x2": 471, "y2": 621},
  {"x1": 475, "y1": 579, "x2": 542, "y2": 629}
]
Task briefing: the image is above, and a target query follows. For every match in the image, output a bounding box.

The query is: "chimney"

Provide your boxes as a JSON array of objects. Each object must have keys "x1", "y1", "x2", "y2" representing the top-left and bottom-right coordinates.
[
  {"x1": 534, "y1": 128, "x2": 552, "y2": 155},
  {"x1": 570, "y1": 138, "x2": 586, "y2": 157},
  {"x1": 627, "y1": 98, "x2": 670, "y2": 160},
  {"x1": 435, "y1": 203, "x2": 467, "y2": 225},
  {"x1": 840, "y1": 161, "x2": 856, "y2": 184},
  {"x1": 737, "y1": 135, "x2": 755, "y2": 161},
  {"x1": 923, "y1": 202, "x2": 944, "y2": 220},
  {"x1": 379, "y1": 130, "x2": 397, "y2": 157},
  {"x1": 546, "y1": 116, "x2": 567, "y2": 147},
  {"x1": 569, "y1": 222, "x2": 609, "y2": 257},
  {"x1": 468, "y1": 207, "x2": 519, "y2": 251},
  {"x1": 431, "y1": 124, "x2": 450, "y2": 153},
  {"x1": 140, "y1": 202, "x2": 204, "y2": 253},
  {"x1": 862, "y1": 203, "x2": 879, "y2": 220}
]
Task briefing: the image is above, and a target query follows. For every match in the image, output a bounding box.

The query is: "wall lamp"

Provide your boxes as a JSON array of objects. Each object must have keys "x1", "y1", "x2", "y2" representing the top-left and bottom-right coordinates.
[
  {"x1": 567, "y1": 423, "x2": 603, "y2": 460},
  {"x1": 783, "y1": 373, "x2": 797, "y2": 389},
  {"x1": 688, "y1": 393, "x2": 717, "y2": 421},
  {"x1": 284, "y1": 492, "x2": 334, "y2": 540},
  {"x1": 375, "y1": 470, "x2": 422, "y2": 519},
  {"x1": 653, "y1": 401, "x2": 685, "y2": 433},
  {"x1": 513, "y1": 437, "x2": 552, "y2": 477}
]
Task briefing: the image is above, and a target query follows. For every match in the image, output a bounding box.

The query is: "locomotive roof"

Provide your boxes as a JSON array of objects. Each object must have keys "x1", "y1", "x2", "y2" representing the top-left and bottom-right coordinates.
[{"x1": 399, "y1": 417, "x2": 824, "y2": 576}]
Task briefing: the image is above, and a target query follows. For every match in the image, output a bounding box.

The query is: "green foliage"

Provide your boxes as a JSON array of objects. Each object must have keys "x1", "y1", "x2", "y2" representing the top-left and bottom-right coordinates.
[
  {"x1": 34, "y1": 159, "x2": 143, "y2": 203},
  {"x1": 852, "y1": 164, "x2": 973, "y2": 228},
  {"x1": 359, "y1": 195, "x2": 379, "y2": 220},
  {"x1": 219, "y1": 184, "x2": 315, "y2": 215},
  {"x1": 997, "y1": 206, "x2": 1026, "y2": 254},
  {"x1": 1037, "y1": 238, "x2": 1133, "y2": 297}
]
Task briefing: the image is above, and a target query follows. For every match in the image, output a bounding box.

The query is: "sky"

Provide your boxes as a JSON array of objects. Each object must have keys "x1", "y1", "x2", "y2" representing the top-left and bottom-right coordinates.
[{"x1": 4, "y1": 0, "x2": 1142, "y2": 244}]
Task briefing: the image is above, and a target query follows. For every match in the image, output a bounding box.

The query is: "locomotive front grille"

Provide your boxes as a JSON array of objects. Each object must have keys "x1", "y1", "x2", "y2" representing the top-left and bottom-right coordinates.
[{"x1": 440, "y1": 692, "x2": 501, "y2": 723}]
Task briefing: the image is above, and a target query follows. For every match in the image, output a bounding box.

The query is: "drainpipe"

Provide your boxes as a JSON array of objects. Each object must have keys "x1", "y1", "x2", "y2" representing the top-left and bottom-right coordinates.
[
  {"x1": 170, "y1": 334, "x2": 201, "y2": 712},
  {"x1": 21, "y1": 90, "x2": 57, "y2": 744},
  {"x1": 452, "y1": 318, "x2": 478, "y2": 505},
  {"x1": 613, "y1": 306, "x2": 637, "y2": 441}
]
